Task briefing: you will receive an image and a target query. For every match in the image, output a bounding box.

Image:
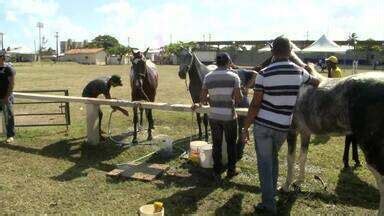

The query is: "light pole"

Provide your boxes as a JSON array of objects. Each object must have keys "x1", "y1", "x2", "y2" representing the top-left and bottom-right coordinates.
[
  {"x1": 36, "y1": 22, "x2": 44, "y2": 60},
  {"x1": 0, "y1": 32, "x2": 4, "y2": 50},
  {"x1": 55, "y1": 32, "x2": 59, "y2": 62}
]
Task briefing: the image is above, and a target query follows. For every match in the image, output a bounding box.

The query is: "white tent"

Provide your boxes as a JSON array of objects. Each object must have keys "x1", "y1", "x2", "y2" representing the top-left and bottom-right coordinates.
[
  {"x1": 301, "y1": 34, "x2": 350, "y2": 53},
  {"x1": 258, "y1": 41, "x2": 301, "y2": 53},
  {"x1": 8, "y1": 46, "x2": 35, "y2": 55}
]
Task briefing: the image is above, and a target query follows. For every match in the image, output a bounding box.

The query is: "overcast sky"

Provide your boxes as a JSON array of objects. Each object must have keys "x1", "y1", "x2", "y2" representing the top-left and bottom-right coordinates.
[{"x1": 0, "y1": 0, "x2": 383, "y2": 51}]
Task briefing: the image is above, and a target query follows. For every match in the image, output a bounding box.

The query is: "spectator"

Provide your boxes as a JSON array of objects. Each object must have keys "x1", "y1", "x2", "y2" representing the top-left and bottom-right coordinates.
[
  {"x1": 326, "y1": 56, "x2": 342, "y2": 78},
  {"x1": 241, "y1": 36, "x2": 320, "y2": 214},
  {"x1": 196, "y1": 52, "x2": 242, "y2": 182},
  {"x1": 0, "y1": 50, "x2": 16, "y2": 144}
]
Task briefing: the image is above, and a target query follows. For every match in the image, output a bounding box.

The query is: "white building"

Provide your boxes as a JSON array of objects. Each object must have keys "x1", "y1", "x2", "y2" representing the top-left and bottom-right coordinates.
[{"x1": 62, "y1": 48, "x2": 107, "y2": 65}]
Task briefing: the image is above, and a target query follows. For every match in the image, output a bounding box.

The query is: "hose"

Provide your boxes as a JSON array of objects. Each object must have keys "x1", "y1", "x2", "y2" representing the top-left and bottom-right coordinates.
[{"x1": 107, "y1": 110, "x2": 141, "y2": 147}]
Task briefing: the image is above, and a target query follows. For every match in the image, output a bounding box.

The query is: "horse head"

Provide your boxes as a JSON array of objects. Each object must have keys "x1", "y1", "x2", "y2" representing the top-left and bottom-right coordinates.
[
  {"x1": 178, "y1": 48, "x2": 194, "y2": 80},
  {"x1": 131, "y1": 49, "x2": 148, "y2": 88}
]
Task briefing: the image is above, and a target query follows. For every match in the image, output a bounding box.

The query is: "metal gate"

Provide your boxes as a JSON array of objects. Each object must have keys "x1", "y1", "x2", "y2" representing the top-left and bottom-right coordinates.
[{"x1": 13, "y1": 89, "x2": 71, "y2": 130}]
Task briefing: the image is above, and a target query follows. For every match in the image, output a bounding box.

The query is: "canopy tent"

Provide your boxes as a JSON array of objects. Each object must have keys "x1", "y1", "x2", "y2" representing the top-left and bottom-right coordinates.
[
  {"x1": 8, "y1": 46, "x2": 35, "y2": 55},
  {"x1": 258, "y1": 41, "x2": 301, "y2": 53},
  {"x1": 301, "y1": 34, "x2": 350, "y2": 53}
]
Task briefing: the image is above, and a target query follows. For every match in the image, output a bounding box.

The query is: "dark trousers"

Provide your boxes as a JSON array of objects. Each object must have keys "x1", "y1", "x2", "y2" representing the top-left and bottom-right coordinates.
[
  {"x1": 343, "y1": 134, "x2": 360, "y2": 167},
  {"x1": 237, "y1": 116, "x2": 245, "y2": 160},
  {"x1": 0, "y1": 96, "x2": 15, "y2": 138},
  {"x1": 209, "y1": 119, "x2": 237, "y2": 174}
]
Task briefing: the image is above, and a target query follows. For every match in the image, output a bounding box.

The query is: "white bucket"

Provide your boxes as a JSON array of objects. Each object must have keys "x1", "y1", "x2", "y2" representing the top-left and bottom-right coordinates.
[
  {"x1": 190, "y1": 141, "x2": 209, "y2": 157},
  {"x1": 199, "y1": 144, "x2": 213, "y2": 168},
  {"x1": 139, "y1": 204, "x2": 164, "y2": 216}
]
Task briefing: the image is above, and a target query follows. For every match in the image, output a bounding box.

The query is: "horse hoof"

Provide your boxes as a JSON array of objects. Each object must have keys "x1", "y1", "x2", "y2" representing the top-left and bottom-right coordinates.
[
  {"x1": 292, "y1": 183, "x2": 302, "y2": 192},
  {"x1": 132, "y1": 139, "x2": 138, "y2": 144},
  {"x1": 147, "y1": 136, "x2": 153, "y2": 141},
  {"x1": 280, "y1": 185, "x2": 290, "y2": 193}
]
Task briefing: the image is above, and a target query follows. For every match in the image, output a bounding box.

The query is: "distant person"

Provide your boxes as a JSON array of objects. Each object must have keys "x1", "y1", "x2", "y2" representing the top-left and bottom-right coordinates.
[
  {"x1": 0, "y1": 50, "x2": 16, "y2": 144},
  {"x1": 82, "y1": 75, "x2": 128, "y2": 139},
  {"x1": 326, "y1": 56, "x2": 342, "y2": 78},
  {"x1": 241, "y1": 36, "x2": 320, "y2": 214},
  {"x1": 194, "y1": 52, "x2": 242, "y2": 182},
  {"x1": 352, "y1": 60, "x2": 358, "y2": 74}
]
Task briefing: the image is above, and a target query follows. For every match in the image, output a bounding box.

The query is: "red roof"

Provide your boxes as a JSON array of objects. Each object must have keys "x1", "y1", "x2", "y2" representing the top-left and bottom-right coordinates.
[{"x1": 65, "y1": 48, "x2": 104, "y2": 55}]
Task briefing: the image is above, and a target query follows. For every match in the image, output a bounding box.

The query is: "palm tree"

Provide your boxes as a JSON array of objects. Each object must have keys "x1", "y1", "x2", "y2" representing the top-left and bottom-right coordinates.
[{"x1": 347, "y1": 33, "x2": 358, "y2": 59}]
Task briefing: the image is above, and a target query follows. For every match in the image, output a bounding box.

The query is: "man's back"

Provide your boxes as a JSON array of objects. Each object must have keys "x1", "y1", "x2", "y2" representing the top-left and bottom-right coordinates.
[
  {"x1": 82, "y1": 77, "x2": 110, "y2": 98},
  {"x1": 203, "y1": 69, "x2": 241, "y2": 121},
  {"x1": 254, "y1": 60, "x2": 312, "y2": 131},
  {"x1": 0, "y1": 64, "x2": 16, "y2": 99}
]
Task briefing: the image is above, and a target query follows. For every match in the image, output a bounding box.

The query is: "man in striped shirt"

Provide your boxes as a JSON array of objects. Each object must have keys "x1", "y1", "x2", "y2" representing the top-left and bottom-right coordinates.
[
  {"x1": 242, "y1": 37, "x2": 320, "y2": 214},
  {"x1": 198, "y1": 52, "x2": 242, "y2": 181}
]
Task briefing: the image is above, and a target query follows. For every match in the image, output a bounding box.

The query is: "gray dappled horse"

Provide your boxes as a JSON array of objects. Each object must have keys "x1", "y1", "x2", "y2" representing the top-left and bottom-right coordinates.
[
  {"x1": 277, "y1": 54, "x2": 384, "y2": 215},
  {"x1": 178, "y1": 48, "x2": 217, "y2": 141},
  {"x1": 130, "y1": 49, "x2": 159, "y2": 143}
]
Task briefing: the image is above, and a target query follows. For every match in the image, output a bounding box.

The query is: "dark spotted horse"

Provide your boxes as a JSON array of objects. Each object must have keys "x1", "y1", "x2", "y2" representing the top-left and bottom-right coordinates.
[
  {"x1": 130, "y1": 48, "x2": 158, "y2": 143},
  {"x1": 264, "y1": 53, "x2": 384, "y2": 215}
]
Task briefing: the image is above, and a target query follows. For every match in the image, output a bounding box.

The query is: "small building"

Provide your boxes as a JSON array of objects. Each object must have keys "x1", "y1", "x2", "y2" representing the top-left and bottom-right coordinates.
[
  {"x1": 107, "y1": 54, "x2": 130, "y2": 65},
  {"x1": 62, "y1": 48, "x2": 106, "y2": 65}
]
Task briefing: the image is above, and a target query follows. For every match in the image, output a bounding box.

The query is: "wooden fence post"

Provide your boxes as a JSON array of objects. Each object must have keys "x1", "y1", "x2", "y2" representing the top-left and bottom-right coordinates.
[
  {"x1": 86, "y1": 103, "x2": 100, "y2": 145},
  {"x1": 0, "y1": 113, "x2": 5, "y2": 136}
]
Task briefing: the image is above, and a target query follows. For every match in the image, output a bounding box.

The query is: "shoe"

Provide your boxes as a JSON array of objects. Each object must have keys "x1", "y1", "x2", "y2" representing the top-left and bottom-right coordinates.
[
  {"x1": 254, "y1": 203, "x2": 277, "y2": 215},
  {"x1": 6, "y1": 137, "x2": 14, "y2": 144},
  {"x1": 212, "y1": 173, "x2": 222, "y2": 184},
  {"x1": 226, "y1": 168, "x2": 241, "y2": 178}
]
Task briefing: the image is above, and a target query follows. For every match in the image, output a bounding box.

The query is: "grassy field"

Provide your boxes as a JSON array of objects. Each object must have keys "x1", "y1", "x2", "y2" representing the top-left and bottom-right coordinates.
[{"x1": 0, "y1": 62, "x2": 382, "y2": 215}]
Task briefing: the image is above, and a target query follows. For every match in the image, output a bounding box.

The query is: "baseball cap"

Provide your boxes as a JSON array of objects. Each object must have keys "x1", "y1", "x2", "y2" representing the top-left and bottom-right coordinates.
[
  {"x1": 110, "y1": 75, "x2": 123, "y2": 86},
  {"x1": 326, "y1": 56, "x2": 338, "y2": 64}
]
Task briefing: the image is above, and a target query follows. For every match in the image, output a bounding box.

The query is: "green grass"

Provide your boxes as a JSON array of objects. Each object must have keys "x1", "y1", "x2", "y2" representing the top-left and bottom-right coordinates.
[{"x1": 0, "y1": 62, "x2": 382, "y2": 215}]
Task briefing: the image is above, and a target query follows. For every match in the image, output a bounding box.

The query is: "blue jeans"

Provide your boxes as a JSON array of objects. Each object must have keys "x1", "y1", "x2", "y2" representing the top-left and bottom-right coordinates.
[
  {"x1": 0, "y1": 95, "x2": 15, "y2": 138},
  {"x1": 253, "y1": 123, "x2": 287, "y2": 213}
]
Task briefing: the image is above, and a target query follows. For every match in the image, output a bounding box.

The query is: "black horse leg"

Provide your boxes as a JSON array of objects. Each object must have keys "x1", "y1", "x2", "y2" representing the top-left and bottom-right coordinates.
[
  {"x1": 132, "y1": 107, "x2": 138, "y2": 144},
  {"x1": 351, "y1": 135, "x2": 361, "y2": 166},
  {"x1": 196, "y1": 113, "x2": 202, "y2": 139},
  {"x1": 139, "y1": 108, "x2": 144, "y2": 129},
  {"x1": 343, "y1": 135, "x2": 352, "y2": 168},
  {"x1": 203, "y1": 113, "x2": 209, "y2": 141},
  {"x1": 146, "y1": 108, "x2": 154, "y2": 141}
]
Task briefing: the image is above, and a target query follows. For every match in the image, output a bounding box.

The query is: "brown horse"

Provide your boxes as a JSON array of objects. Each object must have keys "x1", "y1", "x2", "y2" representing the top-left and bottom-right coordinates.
[{"x1": 130, "y1": 49, "x2": 158, "y2": 143}]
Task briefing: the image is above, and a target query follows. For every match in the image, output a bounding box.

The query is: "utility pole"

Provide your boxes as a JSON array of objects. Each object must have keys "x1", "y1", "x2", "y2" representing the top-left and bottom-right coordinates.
[
  {"x1": 127, "y1": 37, "x2": 130, "y2": 47},
  {"x1": 306, "y1": 31, "x2": 309, "y2": 41},
  {"x1": 55, "y1": 32, "x2": 59, "y2": 62},
  {"x1": 36, "y1": 22, "x2": 44, "y2": 60},
  {"x1": 170, "y1": 34, "x2": 172, "y2": 44},
  {"x1": 0, "y1": 32, "x2": 4, "y2": 50},
  {"x1": 208, "y1": 33, "x2": 211, "y2": 42}
]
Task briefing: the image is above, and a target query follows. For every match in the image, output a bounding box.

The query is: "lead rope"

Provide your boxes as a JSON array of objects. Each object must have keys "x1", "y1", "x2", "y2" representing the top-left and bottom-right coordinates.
[{"x1": 184, "y1": 77, "x2": 195, "y2": 145}]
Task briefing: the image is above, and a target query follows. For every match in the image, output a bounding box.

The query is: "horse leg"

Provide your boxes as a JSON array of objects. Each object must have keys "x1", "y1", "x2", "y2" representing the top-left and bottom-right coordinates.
[
  {"x1": 146, "y1": 109, "x2": 154, "y2": 141},
  {"x1": 367, "y1": 165, "x2": 384, "y2": 216},
  {"x1": 351, "y1": 135, "x2": 361, "y2": 166},
  {"x1": 343, "y1": 135, "x2": 352, "y2": 168},
  {"x1": 203, "y1": 114, "x2": 209, "y2": 141},
  {"x1": 139, "y1": 108, "x2": 144, "y2": 129},
  {"x1": 196, "y1": 113, "x2": 202, "y2": 139},
  {"x1": 295, "y1": 132, "x2": 311, "y2": 189},
  {"x1": 132, "y1": 107, "x2": 138, "y2": 144},
  {"x1": 282, "y1": 131, "x2": 297, "y2": 192}
]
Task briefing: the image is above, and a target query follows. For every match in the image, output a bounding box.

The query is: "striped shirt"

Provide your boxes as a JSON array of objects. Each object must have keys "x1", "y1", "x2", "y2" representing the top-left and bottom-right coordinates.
[
  {"x1": 202, "y1": 69, "x2": 241, "y2": 121},
  {"x1": 254, "y1": 60, "x2": 313, "y2": 131}
]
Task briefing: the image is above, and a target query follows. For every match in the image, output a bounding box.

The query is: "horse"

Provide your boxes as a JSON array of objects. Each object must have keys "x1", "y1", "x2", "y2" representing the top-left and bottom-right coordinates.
[
  {"x1": 130, "y1": 49, "x2": 158, "y2": 143},
  {"x1": 272, "y1": 53, "x2": 384, "y2": 215},
  {"x1": 178, "y1": 48, "x2": 217, "y2": 141}
]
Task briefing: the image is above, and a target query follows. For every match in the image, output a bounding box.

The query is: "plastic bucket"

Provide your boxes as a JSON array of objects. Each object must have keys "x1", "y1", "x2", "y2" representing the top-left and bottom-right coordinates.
[
  {"x1": 190, "y1": 141, "x2": 209, "y2": 165},
  {"x1": 158, "y1": 136, "x2": 173, "y2": 158},
  {"x1": 199, "y1": 144, "x2": 213, "y2": 168},
  {"x1": 139, "y1": 204, "x2": 164, "y2": 216}
]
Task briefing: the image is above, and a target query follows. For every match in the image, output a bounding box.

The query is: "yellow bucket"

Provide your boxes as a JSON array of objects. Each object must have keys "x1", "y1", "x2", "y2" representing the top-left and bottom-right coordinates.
[{"x1": 139, "y1": 204, "x2": 164, "y2": 216}]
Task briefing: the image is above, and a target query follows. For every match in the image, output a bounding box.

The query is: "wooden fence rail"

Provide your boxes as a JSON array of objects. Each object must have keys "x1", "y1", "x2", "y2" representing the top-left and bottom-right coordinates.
[{"x1": 13, "y1": 92, "x2": 249, "y2": 145}]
